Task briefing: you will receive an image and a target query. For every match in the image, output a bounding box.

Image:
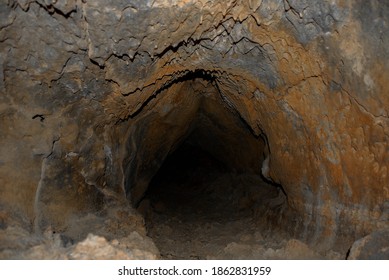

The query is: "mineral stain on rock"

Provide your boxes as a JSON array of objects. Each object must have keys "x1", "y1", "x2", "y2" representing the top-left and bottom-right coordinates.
[{"x1": 0, "y1": 0, "x2": 388, "y2": 259}]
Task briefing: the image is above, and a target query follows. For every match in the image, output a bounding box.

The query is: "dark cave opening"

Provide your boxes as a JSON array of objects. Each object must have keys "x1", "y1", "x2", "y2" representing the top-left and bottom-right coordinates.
[
  {"x1": 137, "y1": 134, "x2": 285, "y2": 259},
  {"x1": 124, "y1": 73, "x2": 290, "y2": 259},
  {"x1": 143, "y1": 141, "x2": 233, "y2": 217}
]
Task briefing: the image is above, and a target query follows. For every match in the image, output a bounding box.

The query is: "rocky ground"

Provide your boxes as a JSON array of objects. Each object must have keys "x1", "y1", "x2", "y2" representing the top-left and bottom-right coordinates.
[
  {"x1": 0, "y1": 206, "x2": 159, "y2": 260},
  {"x1": 143, "y1": 174, "x2": 343, "y2": 260}
]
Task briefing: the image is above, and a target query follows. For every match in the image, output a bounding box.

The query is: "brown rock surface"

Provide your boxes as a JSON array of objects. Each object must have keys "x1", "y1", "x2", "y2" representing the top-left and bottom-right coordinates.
[{"x1": 0, "y1": 0, "x2": 388, "y2": 258}]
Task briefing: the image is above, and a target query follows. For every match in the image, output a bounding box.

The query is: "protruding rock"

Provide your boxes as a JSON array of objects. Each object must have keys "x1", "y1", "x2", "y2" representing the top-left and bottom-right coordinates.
[{"x1": 347, "y1": 229, "x2": 389, "y2": 260}]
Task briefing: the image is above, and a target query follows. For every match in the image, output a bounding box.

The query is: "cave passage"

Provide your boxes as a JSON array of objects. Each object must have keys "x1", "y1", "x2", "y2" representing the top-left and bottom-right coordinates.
[
  {"x1": 119, "y1": 72, "x2": 295, "y2": 259},
  {"x1": 137, "y1": 123, "x2": 286, "y2": 259}
]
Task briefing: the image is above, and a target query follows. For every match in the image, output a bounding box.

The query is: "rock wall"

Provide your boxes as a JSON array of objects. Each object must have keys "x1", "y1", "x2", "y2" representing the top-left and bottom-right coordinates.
[{"x1": 1, "y1": 0, "x2": 389, "y2": 250}]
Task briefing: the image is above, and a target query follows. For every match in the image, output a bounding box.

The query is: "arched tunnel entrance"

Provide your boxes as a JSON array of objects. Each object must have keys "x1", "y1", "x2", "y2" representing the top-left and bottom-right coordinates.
[
  {"x1": 124, "y1": 71, "x2": 289, "y2": 259},
  {"x1": 2, "y1": 0, "x2": 389, "y2": 261}
]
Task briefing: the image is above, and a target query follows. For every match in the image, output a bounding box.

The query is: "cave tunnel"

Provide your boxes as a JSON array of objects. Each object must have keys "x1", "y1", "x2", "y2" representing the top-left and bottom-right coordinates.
[
  {"x1": 125, "y1": 72, "x2": 285, "y2": 259},
  {"x1": 1, "y1": 0, "x2": 389, "y2": 260}
]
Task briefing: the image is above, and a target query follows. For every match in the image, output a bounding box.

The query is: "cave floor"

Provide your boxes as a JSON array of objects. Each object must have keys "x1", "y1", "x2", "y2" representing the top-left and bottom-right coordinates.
[
  {"x1": 143, "y1": 170, "x2": 342, "y2": 260},
  {"x1": 145, "y1": 172, "x2": 265, "y2": 260}
]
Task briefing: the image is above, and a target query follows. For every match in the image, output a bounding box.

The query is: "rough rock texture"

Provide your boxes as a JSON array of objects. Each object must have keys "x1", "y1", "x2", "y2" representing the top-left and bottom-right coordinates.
[
  {"x1": 0, "y1": 207, "x2": 159, "y2": 259},
  {"x1": 1, "y1": 0, "x2": 389, "y2": 258},
  {"x1": 347, "y1": 228, "x2": 389, "y2": 260},
  {"x1": 0, "y1": 231, "x2": 159, "y2": 260}
]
